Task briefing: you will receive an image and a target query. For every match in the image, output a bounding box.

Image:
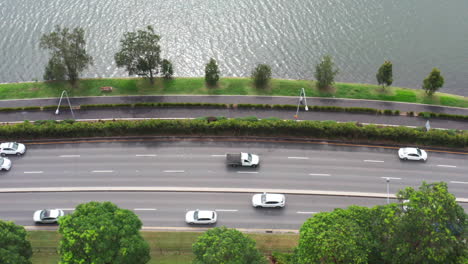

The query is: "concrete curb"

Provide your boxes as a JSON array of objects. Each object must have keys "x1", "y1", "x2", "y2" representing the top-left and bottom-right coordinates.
[{"x1": 2, "y1": 187, "x2": 467, "y2": 203}]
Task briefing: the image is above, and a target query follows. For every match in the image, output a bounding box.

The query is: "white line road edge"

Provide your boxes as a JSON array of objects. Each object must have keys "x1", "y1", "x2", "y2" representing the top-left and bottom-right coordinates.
[
  {"x1": 451, "y1": 181, "x2": 468, "y2": 184},
  {"x1": 309, "y1": 174, "x2": 331, "y2": 176},
  {"x1": 296, "y1": 211, "x2": 317, "y2": 214},
  {"x1": 134, "y1": 208, "x2": 158, "y2": 211},
  {"x1": 215, "y1": 209, "x2": 238, "y2": 212},
  {"x1": 211, "y1": 155, "x2": 226, "y2": 157},
  {"x1": 237, "y1": 171, "x2": 259, "y2": 174},
  {"x1": 1, "y1": 187, "x2": 467, "y2": 203}
]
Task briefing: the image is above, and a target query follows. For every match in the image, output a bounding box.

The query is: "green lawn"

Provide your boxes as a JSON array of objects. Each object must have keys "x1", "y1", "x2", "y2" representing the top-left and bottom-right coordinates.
[
  {"x1": 27, "y1": 230, "x2": 298, "y2": 264},
  {"x1": 0, "y1": 77, "x2": 466, "y2": 108}
]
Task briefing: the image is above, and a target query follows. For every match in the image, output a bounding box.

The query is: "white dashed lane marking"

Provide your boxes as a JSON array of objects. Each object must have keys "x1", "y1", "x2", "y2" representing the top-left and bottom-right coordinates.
[
  {"x1": 59, "y1": 155, "x2": 80, "y2": 158},
  {"x1": 309, "y1": 174, "x2": 331, "y2": 176},
  {"x1": 450, "y1": 181, "x2": 468, "y2": 184},
  {"x1": 288, "y1": 157, "x2": 309, "y2": 160},
  {"x1": 437, "y1": 165, "x2": 457, "y2": 168},
  {"x1": 211, "y1": 155, "x2": 226, "y2": 157},
  {"x1": 163, "y1": 170, "x2": 185, "y2": 173},
  {"x1": 364, "y1": 160, "x2": 384, "y2": 163},
  {"x1": 237, "y1": 171, "x2": 258, "y2": 174},
  {"x1": 296, "y1": 211, "x2": 317, "y2": 214},
  {"x1": 92, "y1": 170, "x2": 113, "y2": 173},
  {"x1": 134, "y1": 208, "x2": 157, "y2": 211},
  {"x1": 24, "y1": 171, "x2": 43, "y2": 174},
  {"x1": 215, "y1": 209, "x2": 238, "y2": 212},
  {"x1": 381, "y1": 177, "x2": 402, "y2": 180},
  {"x1": 135, "y1": 154, "x2": 157, "y2": 157}
]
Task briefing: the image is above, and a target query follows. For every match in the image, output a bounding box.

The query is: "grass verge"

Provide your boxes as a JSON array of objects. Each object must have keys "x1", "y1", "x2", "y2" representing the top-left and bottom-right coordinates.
[
  {"x1": 28, "y1": 230, "x2": 298, "y2": 264},
  {"x1": 0, "y1": 77, "x2": 466, "y2": 108}
]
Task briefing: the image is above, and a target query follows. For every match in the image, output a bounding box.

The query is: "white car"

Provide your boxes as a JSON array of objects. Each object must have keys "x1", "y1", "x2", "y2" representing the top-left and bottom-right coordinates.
[
  {"x1": 0, "y1": 142, "x2": 26, "y2": 156},
  {"x1": 0, "y1": 157, "x2": 12, "y2": 171},
  {"x1": 398, "y1": 147, "x2": 427, "y2": 161},
  {"x1": 185, "y1": 209, "x2": 217, "y2": 224},
  {"x1": 252, "y1": 192, "x2": 285, "y2": 208},
  {"x1": 33, "y1": 209, "x2": 65, "y2": 224}
]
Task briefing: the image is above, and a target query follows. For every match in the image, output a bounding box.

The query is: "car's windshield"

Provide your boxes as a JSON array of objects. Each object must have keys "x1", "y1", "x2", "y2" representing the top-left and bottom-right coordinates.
[
  {"x1": 12, "y1": 143, "x2": 18, "y2": 150},
  {"x1": 261, "y1": 194, "x2": 266, "y2": 203},
  {"x1": 248, "y1": 153, "x2": 252, "y2": 162},
  {"x1": 194, "y1": 211, "x2": 198, "y2": 220},
  {"x1": 417, "y1": 149, "x2": 422, "y2": 155},
  {"x1": 40, "y1": 210, "x2": 51, "y2": 219},
  {"x1": 0, "y1": 158, "x2": 3, "y2": 165}
]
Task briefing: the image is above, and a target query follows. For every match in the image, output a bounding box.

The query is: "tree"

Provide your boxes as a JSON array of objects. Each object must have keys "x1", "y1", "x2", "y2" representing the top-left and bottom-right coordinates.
[
  {"x1": 314, "y1": 55, "x2": 339, "y2": 90},
  {"x1": 40, "y1": 25, "x2": 93, "y2": 83},
  {"x1": 422, "y1": 68, "x2": 444, "y2": 96},
  {"x1": 58, "y1": 201, "x2": 150, "y2": 264},
  {"x1": 251, "y1": 64, "x2": 272, "y2": 88},
  {"x1": 0, "y1": 220, "x2": 32, "y2": 264},
  {"x1": 204, "y1": 58, "x2": 220, "y2": 86},
  {"x1": 376, "y1": 61, "x2": 393, "y2": 90},
  {"x1": 296, "y1": 208, "x2": 371, "y2": 264},
  {"x1": 115, "y1": 26, "x2": 161, "y2": 84},
  {"x1": 161, "y1": 59, "x2": 174, "y2": 79},
  {"x1": 389, "y1": 182, "x2": 467, "y2": 264},
  {"x1": 192, "y1": 226, "x2": 267, "y2": 264}
]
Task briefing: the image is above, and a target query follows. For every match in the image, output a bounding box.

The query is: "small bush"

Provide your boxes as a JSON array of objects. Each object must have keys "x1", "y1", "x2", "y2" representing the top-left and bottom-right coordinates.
[
  {"x1": 383, "y1": 109, "x2": 393, "y2": 115},
  {"x1": 407, "y1": 111, "x2": 414, "y2": 116}
]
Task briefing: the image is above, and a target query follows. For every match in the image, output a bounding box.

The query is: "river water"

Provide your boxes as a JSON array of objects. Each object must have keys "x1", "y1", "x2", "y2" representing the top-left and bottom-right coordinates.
[{"x1": 0, "y1": 0, "x2": 467, "y2": 96}]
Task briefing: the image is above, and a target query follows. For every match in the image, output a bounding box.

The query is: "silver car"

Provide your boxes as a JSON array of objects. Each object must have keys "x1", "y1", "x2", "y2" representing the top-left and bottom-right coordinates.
[
  {"x1": 0, "y1": 157, "x2": 12, "y2": 171},
  {"x1": 252, "y1": 192, "x2": 285, "y2": 208},
  {"x1": 0, "y1": 142, "x2": 26, "y2": 156},
  {"x1": 33, "y1": 209, "x2": 65, "y2": 224},
  {"x1": 185, "y1": 209, "x2": 217, "y2": 224}
]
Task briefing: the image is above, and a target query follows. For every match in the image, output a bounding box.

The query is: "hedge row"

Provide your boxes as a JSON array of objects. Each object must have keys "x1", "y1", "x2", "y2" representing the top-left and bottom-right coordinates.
[
  {"x1": 0, "y1": 119, "x2": 466, "y2": 148},
  {"x1": 236, "y1": 104, "x2": 402, "y2": 115},
  {"x1": 418, "y1": 111, "x2": 468, "y2": 121},
  {"x1": 0, "y1": 106, "x2": 41, "y2": 112}
]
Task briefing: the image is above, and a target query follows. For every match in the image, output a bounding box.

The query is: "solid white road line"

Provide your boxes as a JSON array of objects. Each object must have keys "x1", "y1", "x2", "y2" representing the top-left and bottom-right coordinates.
[
  {"x1": 215, "y1": 209, "x2": 238, "y2": 212},
  {"x1": 91, "y1": 170, "x2": 113, "y2": 173},
  {"x1": 135, "y1": 154, "x2": 157, "y2": 157},
  {"x1": 296, "y1": 211, "x2": 317, "y2": 214},
  {"x1": 309, "y1": 173, "x2": 331, "y2": 176},
  {"x1": 24, "y1": 171, "x2": 43, "y2": 174},
  {"x1": 134, "y1": 208, "x2": 157, "y2": 211},
  {"x1": 211, "y1": 154, "x2": 226, "y2": 157},
  {"x1": 288, "y1": 157, "x2": 309, "y2": 160},
  {"x1": 163, "y1": 170, "x2": 185, "y2": 173},
  {"x1": 59, "y1": 155, "x2": 80, "y2": 158},
  {"x1": 381, "y1": 177, "x2": 402, "y2": 180},
  {"x1": 59, "y1": 208, "x2": 75, "y2": 211},
  {"x1": 450, "y1": 181, "x2": 468, "y2": 184},
  {"x1": 237, "y1": 171, "x2": 259, "y2": 174},
  {"x1": 364, "y1": 160, "x2": 385, "y2": 163},
  {"x1": 437, "y1": 165, "x2": 457, "y2": 168}
]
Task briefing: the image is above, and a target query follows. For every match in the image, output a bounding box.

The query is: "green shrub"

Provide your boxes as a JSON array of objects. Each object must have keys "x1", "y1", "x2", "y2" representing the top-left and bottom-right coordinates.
[
  {"x1": 407, "y1": 111, "x2": 414, "y2": 116},
  {"x1": 271, "y1": 251, "x2": 295, "y2": 264},
  {"x1": 383, "y1": 109, "x2": 393, "y2": 115},
  {"x1": 393, "y1": 110, "x2": 400, "y2": 115}
]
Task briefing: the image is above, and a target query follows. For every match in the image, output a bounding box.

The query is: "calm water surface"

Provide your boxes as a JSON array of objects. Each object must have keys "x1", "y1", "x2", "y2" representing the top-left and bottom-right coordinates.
[{"x1": 0, "y1": 0, "x2": 467, "y2": 96}]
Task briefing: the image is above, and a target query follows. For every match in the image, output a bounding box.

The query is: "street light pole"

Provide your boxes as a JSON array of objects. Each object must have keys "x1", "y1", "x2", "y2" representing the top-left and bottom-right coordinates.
[
  {"x1": 55, "y1": 90, "x2": 75, "y2": 118},
  {"x1": 385, "y1": 177, "x2": 390, "y2": 204},
  {"x1": 295, "y1": 88, "x2": 309, "y2": 118}
]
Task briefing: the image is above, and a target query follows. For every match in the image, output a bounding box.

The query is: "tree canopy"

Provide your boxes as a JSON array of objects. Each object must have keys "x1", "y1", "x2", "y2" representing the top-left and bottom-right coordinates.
[
  {"x1": 0, "y1": 220, "x2": 32, "y2": 264},
  {"x1": 114, "y1": 25, "x2": 162, "y2": 83},
  {"x1": 422, "y1": 68, "x2": 444, "y2": 96},
  {"x1": 314, "y1": 55, "x2": 339, "y2": 90},
  {"x1": 376, "y1": 61, "x2": 393, "y2": 89},
  {"x1": 295, "y1": 182, "x2": 467, "y2": 264},
  {"x1": 192, "y1": 226, "x2": 267, "y2": 264},
  {"x1": 40, "y1": 25, "x2": 93, "y2": 83},
  {"x1": 58, "y1": 201, "x2": 150, "y2": 264},
  {"x1": 161, "y1": 59, "x2": 174, "y2": 79},
  {"x1": 204, "y1": 58, "x2": 220, "y2": 86},
  {"x1": 251, "y1": 64, "x2": 272, "y2": 88}
]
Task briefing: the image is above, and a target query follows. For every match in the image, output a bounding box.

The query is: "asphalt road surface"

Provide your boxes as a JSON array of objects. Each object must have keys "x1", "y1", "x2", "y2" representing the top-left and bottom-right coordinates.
[{"x1": 1, "y1": 140, "x2": 466, "y2": 197}]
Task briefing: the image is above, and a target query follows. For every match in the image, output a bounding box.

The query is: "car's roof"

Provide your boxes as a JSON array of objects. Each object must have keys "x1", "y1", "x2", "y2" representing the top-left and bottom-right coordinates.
[
  {"x1": 0, "y1": 142, "x2": 14, "y2": 148},
  {"x1": 41, "y1": 209, "x2": 61, "y2": 218},
  {"x1": 197, "y1": 211, "x2": 214, "y2": 219},
  {"x1": 402, "y1": 147, "x2": 420, "y2": 154},
  {"x1": 264, "y1": 193, "x2": 284, "y2": 202}
]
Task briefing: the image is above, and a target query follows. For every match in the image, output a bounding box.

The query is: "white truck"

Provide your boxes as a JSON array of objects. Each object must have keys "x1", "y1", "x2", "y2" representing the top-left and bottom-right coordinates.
[{"x1": 226, "y1": 152, "x2": 260, "y2": 168}]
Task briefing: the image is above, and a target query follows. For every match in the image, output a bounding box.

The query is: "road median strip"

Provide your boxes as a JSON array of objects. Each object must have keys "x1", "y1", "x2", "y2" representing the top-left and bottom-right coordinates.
[{"x1": 1, "y1": 186, "x2": 467, "y2": 203}]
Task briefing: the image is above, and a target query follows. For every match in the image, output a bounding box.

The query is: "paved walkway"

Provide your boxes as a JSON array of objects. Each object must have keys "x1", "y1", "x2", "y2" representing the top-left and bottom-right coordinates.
[
  {"x1": 1, "y1": 108, "x2": 467, "y2": 130},
  {"x1": 1, "y1": 95, "x2": 467, "y2": 115}
]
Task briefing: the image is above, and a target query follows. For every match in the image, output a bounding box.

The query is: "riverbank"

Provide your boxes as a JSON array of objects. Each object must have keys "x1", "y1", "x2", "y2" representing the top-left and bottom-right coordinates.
[
  {"x1": 0, "y1": 77, "x2": 466, "y2": 108},
  {"x1": 28, "y1": 230, "x2": 298, "y2": 263}
]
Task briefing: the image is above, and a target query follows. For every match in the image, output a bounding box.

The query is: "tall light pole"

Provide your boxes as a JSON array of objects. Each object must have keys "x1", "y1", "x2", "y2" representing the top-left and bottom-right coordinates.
[
  {"x1": 385, "y1": 177, "x2": 390, "y2": 204},
  {"x1": 294, "y1": 88, "x2": 309, "y2": 119},
  {"x1": 55, "y1": 90, "x2": 75, "y2": 118}
]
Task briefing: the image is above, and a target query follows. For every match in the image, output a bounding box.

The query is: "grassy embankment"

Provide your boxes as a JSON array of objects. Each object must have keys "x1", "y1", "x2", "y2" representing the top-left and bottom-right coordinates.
[
  {"x1": 0, "y1": 77, "x2": 466, "y2": 108},
  {"x1": 28, "y1": 230, "x2": 298, "y2": 264}
]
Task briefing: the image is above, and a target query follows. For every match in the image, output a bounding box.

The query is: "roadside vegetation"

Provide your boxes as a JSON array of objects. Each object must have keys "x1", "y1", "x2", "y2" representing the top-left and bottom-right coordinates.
[
  {"x1": 0, "y1": 119, "x2": 466, "y2": 149},
  {"x1": 0, "y1": 77, "x2": 467, "y2": 108}
]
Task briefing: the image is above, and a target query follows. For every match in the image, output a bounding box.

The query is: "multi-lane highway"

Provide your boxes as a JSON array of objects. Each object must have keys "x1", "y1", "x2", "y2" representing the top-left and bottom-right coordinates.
[{"x1": 0, "y1": 139, "x2": 466, "y2": 229}]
